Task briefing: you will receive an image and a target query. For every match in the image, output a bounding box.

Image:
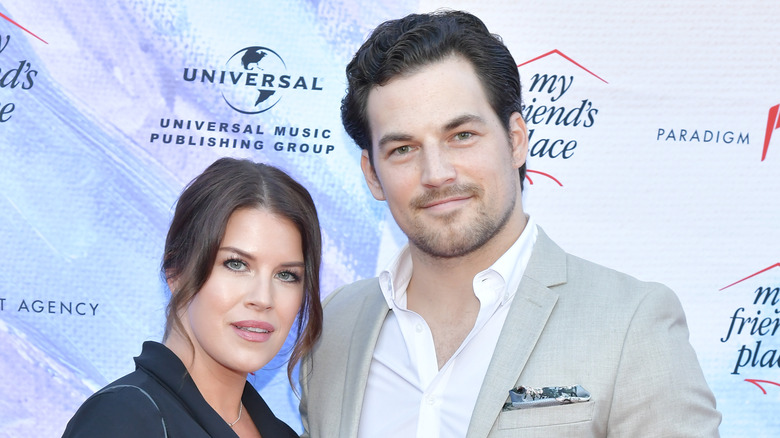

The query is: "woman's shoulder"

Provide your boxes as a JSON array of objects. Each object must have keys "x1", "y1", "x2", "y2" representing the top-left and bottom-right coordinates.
[{"x1": 62, "y1": 380, "x2": 167, "y2": 438}]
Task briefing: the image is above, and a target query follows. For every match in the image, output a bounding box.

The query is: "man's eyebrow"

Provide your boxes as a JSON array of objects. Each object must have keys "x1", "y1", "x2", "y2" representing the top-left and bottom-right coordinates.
[
  {"x1": 377, "y1": 132, "x2": 414, "y2": 150},
  {"x1": 443, "y1": 114, "x2": 485, "y2": 132}
]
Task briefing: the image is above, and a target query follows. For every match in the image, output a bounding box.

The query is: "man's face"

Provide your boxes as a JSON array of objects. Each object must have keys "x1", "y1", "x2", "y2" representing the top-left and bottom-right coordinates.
[{"x1": 361, "y1": 55, "x2": 528, "y2": 259}]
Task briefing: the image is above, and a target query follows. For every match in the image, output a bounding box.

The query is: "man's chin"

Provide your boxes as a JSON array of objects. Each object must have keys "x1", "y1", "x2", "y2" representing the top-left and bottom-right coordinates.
[{"x1": 411, "y1": 232, "x2": 484, "y2": 259}]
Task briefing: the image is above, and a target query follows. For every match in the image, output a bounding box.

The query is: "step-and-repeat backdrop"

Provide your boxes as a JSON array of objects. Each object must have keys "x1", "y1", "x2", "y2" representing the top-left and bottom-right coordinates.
[{"x1": 0, "y1": 1, "x2": 777, "y2": 436}]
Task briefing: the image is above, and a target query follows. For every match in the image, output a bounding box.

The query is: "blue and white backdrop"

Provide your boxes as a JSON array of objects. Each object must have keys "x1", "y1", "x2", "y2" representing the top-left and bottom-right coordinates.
[{"x1": 0, "y1": 1, "x2": 778, "y2": 436}]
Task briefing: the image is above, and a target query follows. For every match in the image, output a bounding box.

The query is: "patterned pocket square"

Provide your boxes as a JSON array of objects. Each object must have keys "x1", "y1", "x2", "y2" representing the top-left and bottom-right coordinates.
[{"x1": 502, "y1": 384, "x2": 591, "y2": 411}]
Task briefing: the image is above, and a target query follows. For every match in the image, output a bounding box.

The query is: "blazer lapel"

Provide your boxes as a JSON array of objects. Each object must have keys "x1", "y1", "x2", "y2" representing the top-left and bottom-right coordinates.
[
  {"x1": 339, "y1": 283, "x2": 390, "y2": 438},
  {"x1": 466, "y1": 228, "x2": 567, "y2": 438}
]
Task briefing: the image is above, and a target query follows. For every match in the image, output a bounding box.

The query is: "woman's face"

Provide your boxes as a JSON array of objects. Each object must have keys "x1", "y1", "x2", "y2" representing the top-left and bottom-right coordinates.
[{"x1": 181, "y1": 207, "x2": 304, "y2": 377}]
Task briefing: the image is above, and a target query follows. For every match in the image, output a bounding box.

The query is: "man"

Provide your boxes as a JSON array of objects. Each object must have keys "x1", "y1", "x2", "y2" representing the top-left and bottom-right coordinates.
[{"x1": 300, "y1": 10, "x2": 720, "y2": 437}]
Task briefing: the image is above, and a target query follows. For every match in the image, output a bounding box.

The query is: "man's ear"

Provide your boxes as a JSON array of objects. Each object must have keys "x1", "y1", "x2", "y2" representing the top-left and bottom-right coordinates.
[
  {"x1": 361, "y1": 149, "x2": 386, "y2": 201},
  {"x1": 508, "y1": 112, "x2": 529, "y2": 169}
]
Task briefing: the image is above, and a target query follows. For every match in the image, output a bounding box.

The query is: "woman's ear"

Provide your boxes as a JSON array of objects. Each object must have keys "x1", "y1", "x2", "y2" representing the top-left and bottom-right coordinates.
[{"x1": 165, "y1": 271, "x2": 178, "y2": 294}]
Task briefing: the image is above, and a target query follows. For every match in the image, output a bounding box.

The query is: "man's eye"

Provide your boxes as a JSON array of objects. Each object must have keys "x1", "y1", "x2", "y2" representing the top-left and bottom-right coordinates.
[
  {"x1": 455, "y1": 132, "x2": 472, "y2": 141},
  {"x1": 393, "y1": 145, "x2": 411, "y2": 155}
]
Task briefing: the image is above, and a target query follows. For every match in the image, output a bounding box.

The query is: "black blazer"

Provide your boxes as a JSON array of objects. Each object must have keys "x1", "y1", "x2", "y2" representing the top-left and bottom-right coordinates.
[{"x1": 62, "y1": 341, "x2": 297, "y2": 437}]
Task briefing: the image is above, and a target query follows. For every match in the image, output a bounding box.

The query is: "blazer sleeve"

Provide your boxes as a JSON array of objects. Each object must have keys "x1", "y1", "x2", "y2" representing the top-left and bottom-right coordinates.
[
  {"x1": 61, "y1": 385, "x2": 167, "y2": 438},
  {"x1": 298, "y1": 283, "x2": 355, "y2": 438},
  {"x1": 299, "y1": 351, "x2": 313, "y2": 438},
  {"x1": 607, "y1": 284, "x2": 721, "y2": 437},
  {"x1": 298, "y1": 285, "x2": 339, "y2": 438}
]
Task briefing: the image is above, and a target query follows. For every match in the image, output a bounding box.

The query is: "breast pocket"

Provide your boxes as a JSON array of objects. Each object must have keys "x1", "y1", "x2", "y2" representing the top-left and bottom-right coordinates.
[{"x1": 498, "y1": 401, "x2": 595, "y2": 430}]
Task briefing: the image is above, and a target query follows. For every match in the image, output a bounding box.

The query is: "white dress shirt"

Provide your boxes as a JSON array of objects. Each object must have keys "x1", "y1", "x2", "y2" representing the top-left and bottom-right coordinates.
[{"x1": 357, "y1": 217, "x2": 538, "y2": 438}]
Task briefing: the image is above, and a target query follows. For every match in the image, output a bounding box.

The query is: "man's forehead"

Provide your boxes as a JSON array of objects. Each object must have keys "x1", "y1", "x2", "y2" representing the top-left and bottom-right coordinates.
[{"x1": 367, "y1": 63, "x2": 492, "y2": 138}]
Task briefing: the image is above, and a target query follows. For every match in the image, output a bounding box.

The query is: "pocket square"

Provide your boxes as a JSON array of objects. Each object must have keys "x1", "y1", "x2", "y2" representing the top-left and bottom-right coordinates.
[{"x1": 502, "y1": 384, "x2": 591, "y2": 411}]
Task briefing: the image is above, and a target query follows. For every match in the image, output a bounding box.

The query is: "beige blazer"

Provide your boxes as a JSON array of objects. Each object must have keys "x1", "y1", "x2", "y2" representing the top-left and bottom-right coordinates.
[{"x1": 299, "y1": 228, "x2": 721, "y2": 437}]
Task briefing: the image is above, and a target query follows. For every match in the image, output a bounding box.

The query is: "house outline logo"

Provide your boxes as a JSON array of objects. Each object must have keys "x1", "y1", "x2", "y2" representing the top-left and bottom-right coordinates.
[
  {"x1": 0, "y1": 12, "x2": 47, "y2": 44},
  {"x1": 720, "y1": 263, "x2": 780, "y2": 291},
  {"x1": 518, "y1": 49, "x2": 608, "y2": 84}
]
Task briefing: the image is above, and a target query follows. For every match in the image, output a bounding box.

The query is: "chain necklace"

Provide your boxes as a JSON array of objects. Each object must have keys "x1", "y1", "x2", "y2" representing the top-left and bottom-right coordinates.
[{"x1": 227, "y1": 402, "x2": 243, "y2": 427}]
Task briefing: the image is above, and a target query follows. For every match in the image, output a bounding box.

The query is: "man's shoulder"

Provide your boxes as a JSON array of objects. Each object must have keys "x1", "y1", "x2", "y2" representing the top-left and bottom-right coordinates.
[
  {"x1": 531, "y1": 228, "x2": 675, "y2": 308},
  {"x1": 315, "y1": 277, "x2": 385, "y2": 335},
  {"x1": 555, "y1": 249, "x2": 678, "y2": 311},
  {"x1": 568, "y1": 251, "x2": 668, "y2": 286},
  {"x1": 322, "y1": 277, "x2": 381, "y2": 310},
  {"x1": 535, "y1": 228, "x2": 666, "y2": 290}
]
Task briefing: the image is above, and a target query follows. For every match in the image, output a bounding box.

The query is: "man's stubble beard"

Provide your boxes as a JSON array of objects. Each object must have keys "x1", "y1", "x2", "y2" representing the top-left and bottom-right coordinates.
[{"x1": 405, "y1": 183, "x2": 516, "y2": 260}]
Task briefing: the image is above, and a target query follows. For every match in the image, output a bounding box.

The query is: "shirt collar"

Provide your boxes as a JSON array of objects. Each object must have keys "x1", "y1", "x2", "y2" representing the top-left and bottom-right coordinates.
[
  {"x1": 378, "y1": 244, "x2": 412, "y2": 310},
  {"x1": 489, "y1": 215, "x2": 537, "y2": 305},
  {"x1": 378, "y1": 215, "x2": 538, "y2": 309}
]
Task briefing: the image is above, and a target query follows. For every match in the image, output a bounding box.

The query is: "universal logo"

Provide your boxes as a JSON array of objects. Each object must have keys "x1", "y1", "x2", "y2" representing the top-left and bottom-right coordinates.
[{"x1": 182, "y1": 46, "x2": 323, "y2": 114}]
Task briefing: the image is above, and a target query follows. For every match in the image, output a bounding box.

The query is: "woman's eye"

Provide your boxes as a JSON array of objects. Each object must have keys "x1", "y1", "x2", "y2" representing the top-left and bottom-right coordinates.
[
  {"x1": 225, "y1": 259, "x2": 246, "y2": 271},
  {"x1": 277, "y1": 271, "x2": 301, "y2": 283}
]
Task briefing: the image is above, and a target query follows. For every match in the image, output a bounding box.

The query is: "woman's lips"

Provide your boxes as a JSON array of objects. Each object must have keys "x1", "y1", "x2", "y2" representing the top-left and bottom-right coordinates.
[{"x1": 232, "y1": 320, "x2": 274, "y2": 342}]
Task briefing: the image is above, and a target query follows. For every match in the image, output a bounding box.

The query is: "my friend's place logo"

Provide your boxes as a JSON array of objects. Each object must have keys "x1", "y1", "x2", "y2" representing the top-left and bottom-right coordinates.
[
  {"x1": 719, "y1": 263, "x2": 780, "y2": 389},
  {"x1": 0, "y1": 13, "x2": 45, "y2": 123},
  {"x1": 518, "y1": 50, "x2": 607, "y2": 162},
  {"x1": 763, "y1": 104, "x2": 780, "y2": 161},
  {"x1": 182, "y1": 45, "x2": 323, "y2": 114},
  {"x1": 517, "y1": 50, "x2": 607, "y2": 187}
]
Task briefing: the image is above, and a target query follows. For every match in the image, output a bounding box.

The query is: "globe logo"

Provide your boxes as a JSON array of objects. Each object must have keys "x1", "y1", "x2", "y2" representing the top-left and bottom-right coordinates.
[{"x1": 221, "y1": 46, "x2": 287, "y2": 114}]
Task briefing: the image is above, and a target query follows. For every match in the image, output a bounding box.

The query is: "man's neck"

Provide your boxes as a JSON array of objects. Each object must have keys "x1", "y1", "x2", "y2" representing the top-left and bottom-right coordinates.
[{"x1": 405, "y1": 209, "x2": 527, "y2": 367}]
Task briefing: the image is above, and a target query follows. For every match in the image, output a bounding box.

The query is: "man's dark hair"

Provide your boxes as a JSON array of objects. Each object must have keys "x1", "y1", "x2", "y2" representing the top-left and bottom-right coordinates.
[{"x1": 341, "y1": 9, "x2": 525, "y2": 185}]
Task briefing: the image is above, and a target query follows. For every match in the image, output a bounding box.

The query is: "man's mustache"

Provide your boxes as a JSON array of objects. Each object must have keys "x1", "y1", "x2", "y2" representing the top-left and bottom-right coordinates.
[{"x1": 410, "y1": 184, "x2": 482, "y2": 209}]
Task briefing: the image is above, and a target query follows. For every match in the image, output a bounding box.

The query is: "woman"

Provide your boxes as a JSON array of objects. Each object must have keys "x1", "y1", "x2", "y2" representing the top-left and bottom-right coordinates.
[{"x1": 63, "y1": 157, "x2": 323, "y2": 437}]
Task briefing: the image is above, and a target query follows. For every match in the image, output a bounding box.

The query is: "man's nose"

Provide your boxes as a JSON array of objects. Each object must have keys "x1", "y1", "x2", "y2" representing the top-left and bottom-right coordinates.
[{"x1": 420, "y1": 145, "x2": 456, "y2": 187}]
